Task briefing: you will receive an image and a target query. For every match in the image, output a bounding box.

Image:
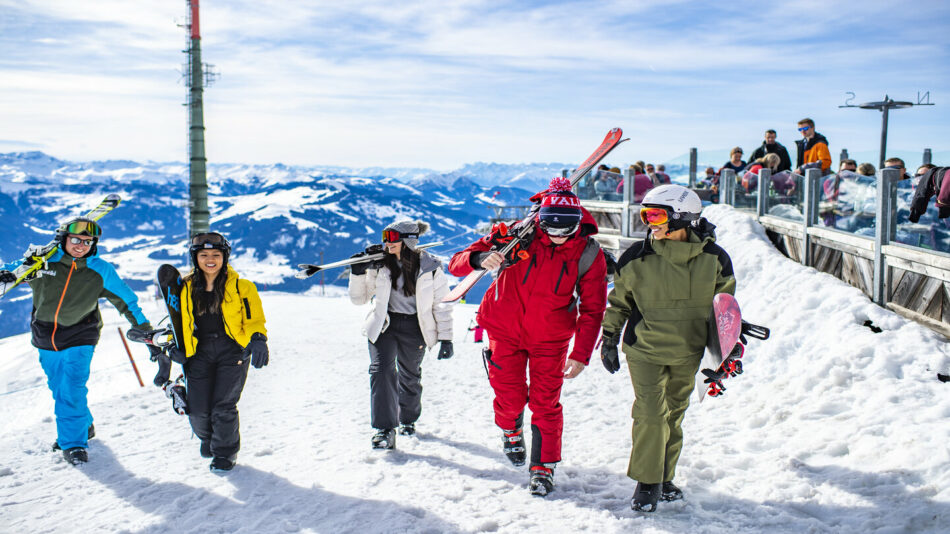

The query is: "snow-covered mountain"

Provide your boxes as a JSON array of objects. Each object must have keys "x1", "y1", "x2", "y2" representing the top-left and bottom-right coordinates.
[{"x1": 0, "y1": 152, "x2": 559, "y2": 338}]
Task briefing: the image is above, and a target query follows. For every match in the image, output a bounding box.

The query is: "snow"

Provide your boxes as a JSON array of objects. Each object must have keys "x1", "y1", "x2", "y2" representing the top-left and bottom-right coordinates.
[{"x1": 1, "y1": 205, "x2": 949, "y2": 533}]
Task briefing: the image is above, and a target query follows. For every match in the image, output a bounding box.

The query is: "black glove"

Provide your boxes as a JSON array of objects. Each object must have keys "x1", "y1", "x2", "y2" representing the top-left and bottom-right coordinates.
[
  {"x1": 437, "y1": 340, "x2": 454, "y2": 360},
  {"x1": 168, "y1": 346, "x2": 187, "y2": 364},
  {"x1": 147, "y1": 344, "x2": 165, "y2": 361},
  {"x1": 600, "y1": 331, "x2": 621, "y2": 374},
  {"x1": 350, "y1": 244, "x2": 385, "y2": 276},
  {"x1": 0, "y1": 270, "x2": 15, "y2": 284},
  {"x1": 244, "y1": 332, "x2": 269, "y2": 368},
  {"x1": 152, "y1": 349, "x2": 172, "y2": 387}
]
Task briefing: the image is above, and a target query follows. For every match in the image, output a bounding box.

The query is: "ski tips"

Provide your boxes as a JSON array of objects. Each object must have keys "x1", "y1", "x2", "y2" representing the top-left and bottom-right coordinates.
[{"x1": 295, "y1": 264, "x2": 320, "y2": 279}]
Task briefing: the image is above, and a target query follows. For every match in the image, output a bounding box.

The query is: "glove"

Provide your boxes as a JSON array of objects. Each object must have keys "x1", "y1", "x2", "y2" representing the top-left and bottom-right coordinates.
[
  {"x1": 168, "y1": 346, "x2": 187, "y2": 364},
  {"x1": 600, "y1": 331, "x2": 621, "y2": 374},
  {"x1": 147, "y1": 344, "x2": 165, "y2": 362},
  {"x1": 244, "y1": 332, "x2": 269, "y2": 368},
  {"x1": 350, "y1": 244, "x2": 385, "y2": 276},
  {"x1": 152, "y1": 349, "x2": 172, "y2": 387},
  {"x1": 488, "y1": 223, "x2": 531, "y2": 266},
  {"x1": 437, "y1": 340, "x2": 454, "y2": 360},
  {"x1": 0, "y1": 270, "x2": 16, "y2": 284}
]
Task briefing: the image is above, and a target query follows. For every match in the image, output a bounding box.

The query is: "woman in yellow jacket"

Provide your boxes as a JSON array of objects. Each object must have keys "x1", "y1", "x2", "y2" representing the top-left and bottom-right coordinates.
[{"x1": 168, "y1": 232, "x2": 268, "y2": 472}]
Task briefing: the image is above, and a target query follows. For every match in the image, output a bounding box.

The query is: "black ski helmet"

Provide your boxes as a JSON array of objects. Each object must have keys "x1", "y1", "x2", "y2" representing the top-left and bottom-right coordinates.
[
  {"x1": 189, "y1": 232, "x2": 231, "y2": 267},
  {"x1": 56, "y1": 217, "x2": 101, "y2": 257}
]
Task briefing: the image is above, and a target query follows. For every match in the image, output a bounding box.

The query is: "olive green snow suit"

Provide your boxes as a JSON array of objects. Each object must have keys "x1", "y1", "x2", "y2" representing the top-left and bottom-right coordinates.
[{"x1": 601, "y1": 221, "x2": 735, "y2": 484}]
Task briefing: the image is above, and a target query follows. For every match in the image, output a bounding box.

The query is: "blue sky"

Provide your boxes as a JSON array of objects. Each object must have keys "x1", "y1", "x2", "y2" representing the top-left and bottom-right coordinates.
[{"x1": 0, "y1": 0, "x2": 947, "y2": 169}]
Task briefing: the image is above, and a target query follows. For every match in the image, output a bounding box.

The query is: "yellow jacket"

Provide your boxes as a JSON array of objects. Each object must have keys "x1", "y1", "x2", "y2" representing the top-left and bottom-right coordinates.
[{"x1": 180, "y1": 265, "x2": 267, "y2": 357}]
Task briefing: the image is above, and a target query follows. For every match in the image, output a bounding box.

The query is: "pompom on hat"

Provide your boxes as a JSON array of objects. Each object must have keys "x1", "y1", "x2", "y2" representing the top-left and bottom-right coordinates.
[{"x1": 537, "y1": 177, "x2": 582, "y2": 229}]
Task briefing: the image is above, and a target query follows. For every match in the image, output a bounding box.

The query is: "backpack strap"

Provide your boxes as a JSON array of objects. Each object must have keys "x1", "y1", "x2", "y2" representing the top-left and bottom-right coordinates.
[{"x1": 577, "y1": 237, "x2": 601, "y2": 282}]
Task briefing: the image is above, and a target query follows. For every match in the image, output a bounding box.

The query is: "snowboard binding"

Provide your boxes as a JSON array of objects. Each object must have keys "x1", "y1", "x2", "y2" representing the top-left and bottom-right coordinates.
[{"x1": 162, "y1": 374, "x2": 189, "y2": 415}]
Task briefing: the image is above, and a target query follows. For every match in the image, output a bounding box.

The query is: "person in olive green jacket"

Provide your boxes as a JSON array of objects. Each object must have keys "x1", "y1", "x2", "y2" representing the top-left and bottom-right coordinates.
[{"x1": 600, "y1": 184, "x2": 736, "y2": 512}]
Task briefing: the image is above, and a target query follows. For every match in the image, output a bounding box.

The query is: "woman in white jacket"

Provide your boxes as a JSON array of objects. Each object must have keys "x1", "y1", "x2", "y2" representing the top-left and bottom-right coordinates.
[{"x1": 348, "y1": 220, "x2": 454, "y2": 450}]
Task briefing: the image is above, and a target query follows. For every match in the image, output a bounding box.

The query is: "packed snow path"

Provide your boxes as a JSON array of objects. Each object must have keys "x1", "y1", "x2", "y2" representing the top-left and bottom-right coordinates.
[{"x1": 1, "y1": 205, "x2": 948, "y2": 533}]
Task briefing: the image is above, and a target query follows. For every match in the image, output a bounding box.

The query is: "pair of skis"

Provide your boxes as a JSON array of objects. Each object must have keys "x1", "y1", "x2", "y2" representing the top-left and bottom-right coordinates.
[{"x1": 0, "y1": 194, "x2": 122, "y2": 299}]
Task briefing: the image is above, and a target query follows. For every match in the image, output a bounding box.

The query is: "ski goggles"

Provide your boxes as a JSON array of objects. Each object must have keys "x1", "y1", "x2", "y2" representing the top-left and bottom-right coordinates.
[
  {"x1": 538, "y1": 221, "x2": 579, "y2": 237},
  {"x1": 639, "y1": 207, "x2": 671, "y2": 226},
  {"x1": 382, "y1": 229, "x2": 418, "y2": 243},
  {"x1": 191, "y1": 232, "x2": 229, "y2": 248},
  {"x1": 67, "y1": 236, "x2": 96, "y2": 246},
  {"x1": 64, "y1": 220, "x2": 101, "y2": 237}
]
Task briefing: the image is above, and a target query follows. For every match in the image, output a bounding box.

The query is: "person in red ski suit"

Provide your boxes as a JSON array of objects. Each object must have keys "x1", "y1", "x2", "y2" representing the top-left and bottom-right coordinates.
[{"x1": 448, "y1": 177, "x2": 607, "y2": 496}]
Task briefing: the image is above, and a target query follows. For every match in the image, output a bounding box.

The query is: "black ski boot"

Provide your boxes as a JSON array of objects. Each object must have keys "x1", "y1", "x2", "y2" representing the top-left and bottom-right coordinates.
[
  {"x1": 528, "y1": 464, "x2": 555, "y2": 496},
  {"x1": 661, "y1": 481, "x2": 683, "y2": 502},
  {"x1": 398, "y1": 423, "x2": 416, "y2": 436},
  {"x1": 632, "y1": 482, "x2": 661, "y2": 512},
  {"x1": 210, "y1": 455, "x2": 236, "y2": 472},
  {"x1": 52, "y1": 423, "x2": 96, "y2": 451},
  {"x1": 63, "y1": 447, "x2": 88, "y2": 466},
  {"x1": 372, "y1": 428, "x2": 396, "y2": 450},
  {"x1": 502, "y1": 428, "x2": 526, "y2": 466}
]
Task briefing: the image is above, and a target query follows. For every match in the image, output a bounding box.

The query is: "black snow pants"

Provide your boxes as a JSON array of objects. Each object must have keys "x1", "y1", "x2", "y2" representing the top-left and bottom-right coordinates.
[
  {"x1": 184, "y1": 334, "x2": 249, "y2": 459},
  {"x1": 368, "y1": 312, "x2": 426, "y2": 430}
]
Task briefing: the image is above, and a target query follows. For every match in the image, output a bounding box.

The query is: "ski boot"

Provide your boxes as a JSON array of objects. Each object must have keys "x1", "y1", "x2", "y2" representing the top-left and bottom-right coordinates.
[
  {"x1": 372, "y1": 428, "x2": 396, "y2": 450},
  {"x1": 398, "y1": 423, "x2": 416, "y2": 436},
  {"x1": 661, "y1": 481, "x2": 683, "y2": 502},
  {"x1": 529, "y1": 464, "x2": 555, "y2": 497},
  {"x1": 502, "y1": 428, "x2": 526, "y2": 467},
  {"x1": 631, "y1": 482, "x2": 661, "y2": 512},
  {"x1": 52, "y1": 423, "x2": 95, "y2": 451},
  {"x1": 210, "y1": 455, "x2": 236, "y2": 472},
  {"x1": 63, "y1": 447, "x2": 88, "y2": 466}
]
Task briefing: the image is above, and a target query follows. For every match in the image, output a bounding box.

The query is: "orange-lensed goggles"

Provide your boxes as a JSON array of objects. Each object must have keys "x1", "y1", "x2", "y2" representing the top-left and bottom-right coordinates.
[
  {"x1": 382, "y1": 229, "x2": 418, "y2": 243},
  {"x1": 639, "y1": 207, "x2": 671, "y2": 225}
]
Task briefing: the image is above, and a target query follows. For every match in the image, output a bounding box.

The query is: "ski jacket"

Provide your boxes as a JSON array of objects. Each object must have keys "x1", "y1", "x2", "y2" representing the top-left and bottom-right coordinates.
[
  {"x1": 795, "y1": 133, "x2": 832, "y2": 174},
  {"x1": 748, "y1": 142, "x2": 792, "y2": 173},
  {"x1": 602, "y1": 220, "x2": 736, "y2": 366},
  {"x1": 349, "y1": 250, "x2": 453, "y2": 349},
  {"x1": 180, "y1": 266, "x2": 267, "y2": 358},
  {"x1": 448, "y1": 209, "x2": 608, "y2": 364},
  {"x1": 6, "y1": 249, "x2": 149, "y2": 351}
]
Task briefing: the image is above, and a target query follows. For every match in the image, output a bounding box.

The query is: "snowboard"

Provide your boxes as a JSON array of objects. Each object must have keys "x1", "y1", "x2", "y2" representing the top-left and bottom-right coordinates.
[
  {"x1": 698, "y1": 293, "x2": 770, "y2": 402},
  {"x1": 155, "y1": 264, "x2": 188, "y2": 413},
  {"x1": 697, "y1": 293, "x2": 744, "y2": 403}
]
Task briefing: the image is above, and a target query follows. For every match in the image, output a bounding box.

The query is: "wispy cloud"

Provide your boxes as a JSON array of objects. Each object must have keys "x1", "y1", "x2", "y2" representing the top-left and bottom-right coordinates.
[{"x1": 0, "y1": 0, "x2": 947, "y2": 168}]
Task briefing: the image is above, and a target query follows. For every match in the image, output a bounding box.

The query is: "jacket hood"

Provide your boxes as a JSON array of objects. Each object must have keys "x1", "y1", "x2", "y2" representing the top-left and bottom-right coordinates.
[
  {"x1": 418, "y1": 250, "x2": 442, "y2": 275},
  {"x1": 533, "y1": 206, "x2": 599, "y2": 248}
]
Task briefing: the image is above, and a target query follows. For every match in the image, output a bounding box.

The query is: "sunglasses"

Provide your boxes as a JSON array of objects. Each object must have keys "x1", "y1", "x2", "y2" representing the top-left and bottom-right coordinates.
[
  {"x1": 65, "y1": 220, "x2": 101, "y2": 237},
  {"x1": 538, "y1": 221, "x2": 578, "y2": 237},
  {"x1": 640, "y1": 207, "x2": 671, "y2": 226},
  {"x1": 382, "y1": 229, "x2": 418, "y2": 243},
  {"x1": 68, "y1": 236, "x2": 96, "y2": 246},
  {"x1": 797, "y1": 126, "x2": 810, "y2": 132}
]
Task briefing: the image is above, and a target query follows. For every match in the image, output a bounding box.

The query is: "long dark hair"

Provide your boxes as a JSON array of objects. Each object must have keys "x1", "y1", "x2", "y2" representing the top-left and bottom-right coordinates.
[
  {"x1": 184, "y1": 268, "x2": 228, "y2": 316},
  {"x1": 384, "y1": 247, "x2": 420, "y2": 297}
]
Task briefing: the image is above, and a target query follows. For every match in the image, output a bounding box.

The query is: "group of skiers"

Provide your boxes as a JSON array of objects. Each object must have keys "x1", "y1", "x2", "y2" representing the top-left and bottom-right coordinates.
[{"x1": 1, "y1": 176, "x2": 735, "y2": 512}]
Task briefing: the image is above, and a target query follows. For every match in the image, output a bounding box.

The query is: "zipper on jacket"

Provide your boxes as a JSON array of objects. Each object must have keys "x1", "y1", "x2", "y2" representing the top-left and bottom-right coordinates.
[
  {"x1": 521, "y1": 255, "x2": 537, "y2": 285},
  {"x1": 554, "y1": 261, "x2": 568, "y2": 294},
  {"x1": 50, "y1": 260, "x2": 77, "y2": 351}
]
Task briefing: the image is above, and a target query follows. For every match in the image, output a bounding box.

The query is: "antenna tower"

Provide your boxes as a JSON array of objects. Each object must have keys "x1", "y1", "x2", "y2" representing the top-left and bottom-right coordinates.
[{"x1": 183, "y1": 0, "x2": 217, "y2": 235}]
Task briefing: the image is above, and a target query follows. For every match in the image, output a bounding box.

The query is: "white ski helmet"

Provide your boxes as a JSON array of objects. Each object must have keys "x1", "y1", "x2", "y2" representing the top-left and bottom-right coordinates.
[{"x1": 640, "y1": 184, "x2": 702, "y2": 230}]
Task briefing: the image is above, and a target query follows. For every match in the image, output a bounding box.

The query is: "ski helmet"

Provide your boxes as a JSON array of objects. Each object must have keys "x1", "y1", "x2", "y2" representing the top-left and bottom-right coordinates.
[
  {"x1": 537, "y1": 177, "x2": 582, "y2": 236},
  {"x1": 640, "y1": 184, "x2": 702, "y2": 231},
  {"x1": 56, "y1": 217, "x2": 101, "y2": 257},
  {"x1": 190, "y1": 232, "x2": 231, "y2": 266}
]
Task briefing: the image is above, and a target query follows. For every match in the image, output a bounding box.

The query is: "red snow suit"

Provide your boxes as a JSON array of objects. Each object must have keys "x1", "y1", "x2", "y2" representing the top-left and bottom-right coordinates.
[{"x1": 448, "y1": 209, "x2": 607, "y2": 464}]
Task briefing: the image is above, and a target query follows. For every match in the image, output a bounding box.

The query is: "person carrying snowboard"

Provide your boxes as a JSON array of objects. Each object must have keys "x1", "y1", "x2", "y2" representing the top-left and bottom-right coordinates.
[
  {"x1": 600, "y1": 184, "x2": 736, "y2": 512},
  {"x1": 165, "y1": 232, "x2": 269, "y2": 472},
  {"x1": 348, "y1": 220, "x2": 454, "y2": 450},
  {"x1": 0, "y1": 218, "x2": 156, "y2": 465},
  {"x1": 448, "y1": 177, "x2": 607, "y2": 497}
]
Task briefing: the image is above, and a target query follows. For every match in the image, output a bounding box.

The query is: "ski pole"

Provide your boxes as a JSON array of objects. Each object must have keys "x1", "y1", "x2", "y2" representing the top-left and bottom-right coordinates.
[{"x1": 118, "y1": 327, "x2": 145, "y2": 387}]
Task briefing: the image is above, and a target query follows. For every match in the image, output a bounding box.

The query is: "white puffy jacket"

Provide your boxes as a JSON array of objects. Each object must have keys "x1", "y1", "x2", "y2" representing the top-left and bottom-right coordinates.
[{"x1": 348, "y1": 251, "x2": 453, "y2": 348}]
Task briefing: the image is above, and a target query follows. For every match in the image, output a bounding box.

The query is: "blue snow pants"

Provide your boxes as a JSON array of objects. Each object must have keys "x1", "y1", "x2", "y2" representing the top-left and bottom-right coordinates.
[{"x1": 38, "y1": 345, "x2": 95, "y2": 450}]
